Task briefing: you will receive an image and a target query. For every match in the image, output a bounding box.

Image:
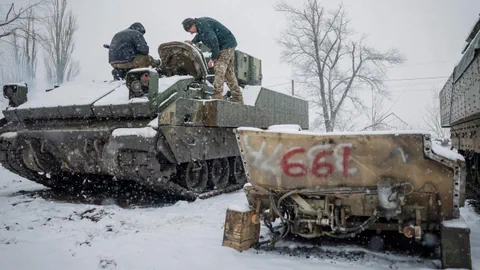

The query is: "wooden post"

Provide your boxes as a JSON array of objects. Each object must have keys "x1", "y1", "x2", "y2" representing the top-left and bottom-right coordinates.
[{"x1": 291, "y1": 80, "x2": 295, "y2": 96}]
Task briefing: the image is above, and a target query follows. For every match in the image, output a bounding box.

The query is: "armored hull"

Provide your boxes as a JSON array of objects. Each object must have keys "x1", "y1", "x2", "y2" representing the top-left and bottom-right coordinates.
[
  {"x1": 439, "y1": 16, "x2": 480, "y2": 199},
  {"x1": 0, "y1": 42, "x2": 309, "y2": 200}
]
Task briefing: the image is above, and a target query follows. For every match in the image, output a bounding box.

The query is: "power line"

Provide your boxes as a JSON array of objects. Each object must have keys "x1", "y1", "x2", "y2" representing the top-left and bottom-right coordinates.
[
  {"x1": 264, "y1": 76, "x2": 449, "y2": 87},
  {"x1": 385, "y1": 76, "x2": 448, "y2": 82},
  {"x1": 386, "y1": 60, "x2": 455, "y2": 68}
]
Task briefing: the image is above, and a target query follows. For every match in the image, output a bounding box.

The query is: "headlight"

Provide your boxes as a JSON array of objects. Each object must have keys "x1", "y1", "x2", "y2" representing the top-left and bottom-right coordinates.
[
  {"x1": 3, "y1": 86, "x2": 15, "y2": 98},
  {"x1": 125, "y1": 69, "x2": 158, "y2": 100},
  {"x1": 130, "y1": 80, "x2": 143, "y2": 94},
  {"x1": 3, "y1": 84, "x2": 28, "y2": 107}
]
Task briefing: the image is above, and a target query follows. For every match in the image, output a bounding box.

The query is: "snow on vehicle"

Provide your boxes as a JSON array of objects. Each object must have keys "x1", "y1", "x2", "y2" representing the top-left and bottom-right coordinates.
[
  {"x1": 0, "y1": 41, "x2": 308, "y2": 200},
  {"x1": 223, "y1": 126, "x2": 471, "y2": 269}
]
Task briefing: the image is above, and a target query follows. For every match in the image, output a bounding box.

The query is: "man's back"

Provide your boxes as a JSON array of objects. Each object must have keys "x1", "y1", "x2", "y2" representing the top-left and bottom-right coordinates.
[
  {"x1": 109, "y1": 28, "x2": 149, "y2": 64},
  {"x1": 195, "y1": 17, "x2": 237, "y2": 51}
]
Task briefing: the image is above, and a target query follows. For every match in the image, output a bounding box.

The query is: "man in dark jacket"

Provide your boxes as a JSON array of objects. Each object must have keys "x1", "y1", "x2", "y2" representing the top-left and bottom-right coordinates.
[
  {"x1": 108, "y1": 22, "x2": 159, "y2": 70},
  {"x1": 182, "y1": 17, "x2": 243, "y2": 104}
]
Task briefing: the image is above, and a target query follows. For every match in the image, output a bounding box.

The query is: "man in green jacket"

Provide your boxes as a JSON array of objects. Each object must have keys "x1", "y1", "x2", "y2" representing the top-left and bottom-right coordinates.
[{"x1": 182, "y1": 17, "x2": 243, "y2": 104}]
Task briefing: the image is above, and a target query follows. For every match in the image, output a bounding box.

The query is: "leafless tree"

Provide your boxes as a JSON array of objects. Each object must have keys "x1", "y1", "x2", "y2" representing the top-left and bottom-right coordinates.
[
  {"x1": 0, "y1": 2, "x2": 44, "y2": 89},
  {"x1": 42, "y1": 0, "x2": 79, "y2": 85},
  {"x1": 275, "y1": 0, "x2": 405, "y2": 132},
  {"x1": 424, "y1": 89, "x2": 449, "y2": 139},
  {"x1": 360, "y1": 90, "x2": 410, "y2": 131},
  {"x1": 9, "y1": 8, "x2": 38, "y2": 87},
  {"x1": 0, "y1": 2, "x2": 43, "y2": 40}
]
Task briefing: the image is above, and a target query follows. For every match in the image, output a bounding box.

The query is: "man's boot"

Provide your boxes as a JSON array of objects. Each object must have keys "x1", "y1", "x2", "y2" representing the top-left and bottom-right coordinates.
[
  {"x1": 211, "y1": 90, "x2": 223, "y2": 100},
  {"x1": 230, "y1": 90, "x2": 244, "y2": 104}
]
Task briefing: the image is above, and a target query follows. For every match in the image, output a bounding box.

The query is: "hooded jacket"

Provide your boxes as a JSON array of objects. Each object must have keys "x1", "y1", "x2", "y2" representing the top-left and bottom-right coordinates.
[
  {"x1": 108, "y1": 23, "x2": 149, "y2": 64},
  {"x1": 191, "y1": 17, "x2": 237, "y2": 61}
]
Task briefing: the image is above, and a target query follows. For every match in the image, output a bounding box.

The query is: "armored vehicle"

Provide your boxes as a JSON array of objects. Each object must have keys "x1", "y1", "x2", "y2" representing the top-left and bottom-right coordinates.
[
  {"x1": 440, "y1": 15, "x2": 480, "y2": 198},
  {"x1": 0, "y1": 41, "x2": 308, "y2": 200},
  {"x1": 227, "y1": 126, "x2": 470, "y2": 269}
]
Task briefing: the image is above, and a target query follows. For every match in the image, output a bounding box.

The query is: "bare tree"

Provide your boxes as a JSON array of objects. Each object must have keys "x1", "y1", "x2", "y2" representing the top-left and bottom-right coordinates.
[
  {"x1": 0, "y1": 2, "x2": 44, "y2": 40},
  {"x1": 360, "y1": 90, "x2": 410, "y2": 131},
  {"x1": 9, "y1": 8, "x2": 38, "y2": 87},
  {"x1": 424, "y1": 89, "x2": 449, "y2": 139},
  {"x1": 276, "y1": 0, "x2": 405, "y2": 132},
  {"x1": 42, "y1": 0, "x2": 79, "y2": 85},
  {"x1": 0, "y1": 2, "x2": 44, "y2": 90}
]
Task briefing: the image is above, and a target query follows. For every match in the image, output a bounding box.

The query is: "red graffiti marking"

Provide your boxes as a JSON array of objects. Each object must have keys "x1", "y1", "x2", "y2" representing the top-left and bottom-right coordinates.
[
  {"x1": 280, "y1": 145, "x2": 353, "y2": 178},
  {"x1": 311, "y1": 151, "x2": 334, "y2": 177},
  {"x1": 281, "y1": 148, "x2": 308, "y2": 177}
]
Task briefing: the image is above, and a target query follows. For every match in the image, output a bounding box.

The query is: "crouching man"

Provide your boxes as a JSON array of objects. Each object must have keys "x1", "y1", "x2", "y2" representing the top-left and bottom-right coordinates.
[
  {"x1": 182, "y1": 17, "x2": 244, "y2": 104},
  {"x1": 108, "y1": 22, "x2": 160, "y2": 79}
]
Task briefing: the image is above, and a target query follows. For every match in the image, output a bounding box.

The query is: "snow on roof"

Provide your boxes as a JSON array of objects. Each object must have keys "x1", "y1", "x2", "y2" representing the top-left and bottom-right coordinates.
[
  {"x1": 228, "y1": 203, "x2": 252, "y2": 212},
  {"x1": 442, "y1": 217, "x2": 469, "y2": 229},
  {"x1": 148, "y1": 116, "x2": 159, "y2": 128},
  {"x1": 93, "y1": 84, "x2": 129, "y2": 106},
  {"x1": 129, "y1": 67, "x2": 157, "y2": 74},
  {"x1": 268, "y1": 124, "x2": 302, "y2": 132},
  {"x1": 158, "y1": 75, "x2": 193, "y2": 93},
  {"x1": 238, "y1": 127, "x2": 430, "y2": 137},
  {"x1": 94, "y1": 76, "x2": 192, "y2": 106},
  {"x1": 18, "y1": 80, "x2": 123, "y2": 109},
  {"x1": 111, "y1": 127, "x2": 157, "y2": 138},
  {"x1": 5, "y1": 83, "x2": 27, "y2": 87}
]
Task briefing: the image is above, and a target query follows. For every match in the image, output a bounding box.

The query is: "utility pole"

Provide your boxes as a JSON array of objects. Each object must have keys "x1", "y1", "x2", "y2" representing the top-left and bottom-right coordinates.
[{"x1": 291, "y1": 80, "x2": 295, "y2": 96}]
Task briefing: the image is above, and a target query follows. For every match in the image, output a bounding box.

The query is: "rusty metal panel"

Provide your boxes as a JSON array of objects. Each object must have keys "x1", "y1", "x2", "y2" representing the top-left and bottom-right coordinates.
[
  {"x1": 158, "y1": 94, "x2": 308, "y2": 129},
  {"x1": 447, "y1": 52, "x2": 480, "y2": 126},
  {"x1": 236, "y1": 129, "x2": 465, "y2": 220},
  {"x1": 222, "y1": 208, "x2": 260, "y2": 252},
  {"x1": 160, "y1": 126, "x2": 239, "y2": 163}
]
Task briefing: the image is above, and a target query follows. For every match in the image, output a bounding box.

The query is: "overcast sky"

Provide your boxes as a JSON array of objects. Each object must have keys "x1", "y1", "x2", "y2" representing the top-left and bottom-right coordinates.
[{"x1": 3, "y1": 0, "x2": 480, "y2": 129}]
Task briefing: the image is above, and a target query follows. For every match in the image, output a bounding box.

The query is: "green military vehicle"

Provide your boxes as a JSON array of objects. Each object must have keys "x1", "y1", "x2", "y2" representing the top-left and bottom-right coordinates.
[{"x1": 0, "y1": 41, "x2": 308, "y2": 200}]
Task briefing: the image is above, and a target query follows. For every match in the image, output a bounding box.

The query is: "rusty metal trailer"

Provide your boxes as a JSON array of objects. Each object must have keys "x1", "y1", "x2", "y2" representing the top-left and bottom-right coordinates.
[{"x1": 223, "y1": 126, "x2": 471, "y2": 269}]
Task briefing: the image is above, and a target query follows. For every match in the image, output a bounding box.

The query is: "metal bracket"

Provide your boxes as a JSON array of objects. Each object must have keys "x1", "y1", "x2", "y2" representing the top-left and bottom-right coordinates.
[{"x1": 423, "y1": 134, "x2": 464, "y2": 218}]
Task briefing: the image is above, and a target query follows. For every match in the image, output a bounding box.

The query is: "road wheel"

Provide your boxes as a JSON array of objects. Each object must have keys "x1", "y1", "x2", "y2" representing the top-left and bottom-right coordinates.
[
  {"x1": 208, "y1": 158, "x2": 230, "y2": 189},
  {"x1": 181, "y1": 160, "x2": 208, "y2": 193}
]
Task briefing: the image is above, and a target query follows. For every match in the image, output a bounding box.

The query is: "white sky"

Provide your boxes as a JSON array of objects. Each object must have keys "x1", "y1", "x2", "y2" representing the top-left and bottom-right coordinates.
[{"x1": 3, "y1": 0, "x2": 480, "y2": 129}]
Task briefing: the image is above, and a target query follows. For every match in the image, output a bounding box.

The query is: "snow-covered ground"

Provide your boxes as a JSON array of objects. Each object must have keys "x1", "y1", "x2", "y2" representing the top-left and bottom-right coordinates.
[{"x1": 0, "y1": 167, "x2": 479, "y2": 270}]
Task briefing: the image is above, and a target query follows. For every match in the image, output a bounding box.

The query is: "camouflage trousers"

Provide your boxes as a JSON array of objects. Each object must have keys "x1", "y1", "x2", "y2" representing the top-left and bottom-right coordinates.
[
  {"x1": 213, "y1": 48, "x2": 243, "y2": 104},
  {"x1": 110, "y1": 55, "x2": 153, "y2": 69}
]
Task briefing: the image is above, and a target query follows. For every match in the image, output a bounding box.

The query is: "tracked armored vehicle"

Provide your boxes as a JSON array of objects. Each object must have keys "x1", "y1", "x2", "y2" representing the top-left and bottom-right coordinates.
[
  {"x1": 223, "y1": 126, "x2": 471, "y2": 269},
  {"x1": 0, "y1": 41, "x2": 308, "y2": 200},
  {"x1": 440, "y1": 15, "x2": 480, "y2": 199}
]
